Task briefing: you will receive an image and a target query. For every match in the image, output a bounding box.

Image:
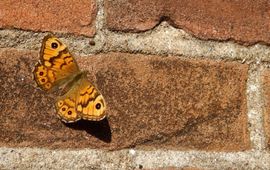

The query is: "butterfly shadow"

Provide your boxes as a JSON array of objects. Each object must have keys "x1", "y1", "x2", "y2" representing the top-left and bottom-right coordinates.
[{"x1": 64, "y1": 118, "x2": 112, "y2": 143}]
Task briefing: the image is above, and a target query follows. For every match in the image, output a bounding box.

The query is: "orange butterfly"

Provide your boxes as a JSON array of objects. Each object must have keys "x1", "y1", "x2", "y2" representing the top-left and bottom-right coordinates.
[{"x1": 33, "y1": 35, "x2": 106, "y2": 123}]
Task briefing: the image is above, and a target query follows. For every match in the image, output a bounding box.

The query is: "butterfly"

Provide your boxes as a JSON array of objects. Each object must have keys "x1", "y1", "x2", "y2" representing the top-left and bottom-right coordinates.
[{"x1": 33, "y1": 35, "x2": 106, "y2": 123}]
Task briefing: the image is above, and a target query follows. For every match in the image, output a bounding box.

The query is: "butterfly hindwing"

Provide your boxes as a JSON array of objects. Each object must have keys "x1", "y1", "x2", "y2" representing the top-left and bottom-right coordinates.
[
  {"x1": 55, "y1": 73, "x2": 106, "y2": 123},
  {"x1": 77, "y1": 77, "x2": 106, "y2": 121},
  {"x1": 33, "y1": 35, "x2": 79, "y2": 91},
  {"x1": 55, "y1": 81, "x2": 80, "y2": 123}
]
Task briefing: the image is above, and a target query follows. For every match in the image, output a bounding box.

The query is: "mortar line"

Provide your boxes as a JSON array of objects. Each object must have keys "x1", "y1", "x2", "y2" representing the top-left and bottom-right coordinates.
[
  {"x1": 1, "y1": 147, "x2": 270, "y2": 169},
  {"x1": 90, "y1": 0, "x2": 106, "y2": 54},
  {"x1": 95, "y1": 0, "x2": 105, "y2": 32},
  {"x1": 1, "y1": 23, "x2": 270, "y2": 61},
  {"x1": 246, "y1": 64, "x2": 267, "y2": 150}
]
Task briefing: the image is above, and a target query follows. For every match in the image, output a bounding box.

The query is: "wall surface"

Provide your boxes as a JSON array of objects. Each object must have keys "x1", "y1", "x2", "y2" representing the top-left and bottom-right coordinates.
[{"x1": 1, "y1": 0, "x2": 270, "y2": 169}]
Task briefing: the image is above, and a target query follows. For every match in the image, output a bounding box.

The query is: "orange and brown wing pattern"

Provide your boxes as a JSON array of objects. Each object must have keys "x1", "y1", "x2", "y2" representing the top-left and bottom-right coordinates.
[
  {"x1": 76, "y1": 77, "x2": 106, "y2": 121},
  {"x1": 55, "y1": 76, "x2": 106, "y2": 123},
  {"x1": 55, "y1": 86, "x2": 80, "y2": 123},
  {"x1": 33, "y1": 35, "x2": 79, "y2": 91},
  {"x1": 34, "y1": 35, "x2": 106, "y2": 123}
]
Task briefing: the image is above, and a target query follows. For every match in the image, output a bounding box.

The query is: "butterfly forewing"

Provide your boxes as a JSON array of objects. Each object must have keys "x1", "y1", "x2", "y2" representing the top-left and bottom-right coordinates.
[{"x1": 33, "y1": 35, "x2": 80, "y2": 91}]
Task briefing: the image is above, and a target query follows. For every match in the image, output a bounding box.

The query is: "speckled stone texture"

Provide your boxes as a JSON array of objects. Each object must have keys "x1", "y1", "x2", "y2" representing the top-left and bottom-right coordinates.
[
  {"x1": 0, "y1": 49, "x2": 250, "y2": 151},
  {"x1": 0, "y1": 0, "x2": 96, "y2": 36},
  {"x1": 262, "y1": 70, "x2": 270, "y2": 148},
  {"x1": 105, "y1": 0, "x2": 270, "y2": 45},
  {"x1": 143, "y1": 167, "x2": 202, "y2": 170}
]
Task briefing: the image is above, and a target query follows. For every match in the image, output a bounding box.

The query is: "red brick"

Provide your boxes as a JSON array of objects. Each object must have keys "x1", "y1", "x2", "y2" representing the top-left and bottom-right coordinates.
[
  {"x1": 105, "y1": 0, "x2": 270, "y2": 45},
  {"x1": 0, "y1": 49, "x2": 250, "y2": 150},
  {"x1": 0, "y1": 0, "x2": 96, "y2": 36}
]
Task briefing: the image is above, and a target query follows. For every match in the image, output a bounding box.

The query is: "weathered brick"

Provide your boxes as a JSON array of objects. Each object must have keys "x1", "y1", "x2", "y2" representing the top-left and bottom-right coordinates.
[
  {"x1": 105, "y1": 0, "x2": 270, "y2": 45},
  {"x1": 262, "y1": 70, "x2": 270, "y2": 148},
  {"x1": 0, "y1": 49, "x2": 250, "y2": 150},
  {"x1": 0, "y1": 0, "x2": 96, "y2": 36}
]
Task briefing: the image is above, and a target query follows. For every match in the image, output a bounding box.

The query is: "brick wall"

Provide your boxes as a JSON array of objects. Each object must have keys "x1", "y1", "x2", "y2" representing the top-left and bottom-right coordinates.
[{"x1": 0, "y1": 0, "x2": 270, "y2": 169}]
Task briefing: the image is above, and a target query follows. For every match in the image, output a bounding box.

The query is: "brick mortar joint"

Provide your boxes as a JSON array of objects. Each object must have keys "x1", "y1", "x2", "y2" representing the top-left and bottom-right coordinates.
[
  {"x1": 1, "y1": 26, "x2": 270, "y2": 62},
  {"x1": 1, "y1": 147, "x2": 270, "y2": 169},
  {"x1": 246, "y1": 64, "x2": 267, "y2": 150},
  {"x1": 95, "y1": 0, "x2": 105, "y2": 32}
]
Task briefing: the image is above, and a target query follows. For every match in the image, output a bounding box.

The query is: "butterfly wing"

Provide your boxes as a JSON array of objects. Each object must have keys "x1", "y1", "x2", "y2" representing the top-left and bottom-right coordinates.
[
  {"x1": 33, "y1": 35, "x2": 80, "y2": 91},
  {"x1": 55, "y1": 74, "x2": 106, "y2": 123},
  {"x1": 77, "y1": 77, "x2": 106, "y2": 121},
  {"x1": 55, "y1": 80, "x2": 81, "y2": 123}
]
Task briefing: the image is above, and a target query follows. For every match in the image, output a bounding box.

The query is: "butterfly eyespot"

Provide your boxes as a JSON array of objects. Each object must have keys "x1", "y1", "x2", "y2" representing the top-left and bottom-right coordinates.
[
  {"x1": 39, "y1": 72, "x2": 44, "y2": 76},
  {"x1": 45, "y1": 83, "x2": 51, "y2": 89},
  {"x1": 57, "y1": 101, "x2": 64, "y2": 107},
  {"x1": 67, "y1": 111, "x2": 72, "y2": 115},
  {"x1": 51, "y1": 42, "x2": 58, "y2": 49},
  {"x1": 59, "y1": 105, "x2": 69, "y2": 114},
  {"x1": 95, "y1": 103, "x2": 101, "y2": 110},
  {"x1": 37, "y1": 65, "x2": 46, "y2": 72},
  {"x1": 38, "y1": 77, "x2": 47, "y2": 85},
  {"x1": 39, "y1": 77, "x2": 47, "y2": 83}
]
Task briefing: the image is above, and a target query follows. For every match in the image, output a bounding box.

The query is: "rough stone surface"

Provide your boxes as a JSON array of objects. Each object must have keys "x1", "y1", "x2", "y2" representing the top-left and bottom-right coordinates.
[
  {"x1": 105, "y1": 0, "x2": 270, "y2": 45},
  {"x1": 3, "y1": 27, "x2": 270, "y2": 63},
  {"x1": 0, "y1": 48, "x2": 249, "y2": 151},
  {"x1": 2, "y1": 148, "x2": 270, "y2": 169},
  {"x1": 143, "y1": 167, "x2": 201, "y2": 170},
  {"x1": 0, "y1": 0, "x2": 96, "y2": 36},
  {"x1": 262, "y1": 70, "x2": 270, "y2": 148}
]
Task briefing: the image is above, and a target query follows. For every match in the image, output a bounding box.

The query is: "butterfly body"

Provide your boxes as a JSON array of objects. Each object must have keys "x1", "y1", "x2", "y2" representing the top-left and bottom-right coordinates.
[{"x1": 33, "y1": 35, "x2": 106, "y2": 123}]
